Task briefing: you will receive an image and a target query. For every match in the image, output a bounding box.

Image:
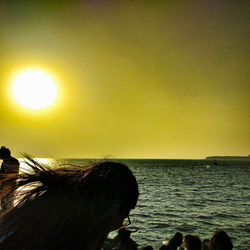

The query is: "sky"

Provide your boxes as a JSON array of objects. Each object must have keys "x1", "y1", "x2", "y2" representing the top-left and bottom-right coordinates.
[{"x1": 0, "y1": 0, "x2": 249, "y2": 159}]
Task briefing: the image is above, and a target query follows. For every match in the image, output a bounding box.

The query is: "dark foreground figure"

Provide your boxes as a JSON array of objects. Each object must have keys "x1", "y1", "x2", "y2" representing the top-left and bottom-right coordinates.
[
  {"x1": 159, "y1": 232, "x2": 183, "y2": 250},
  {"x1": 114, "y1": 228, "x2": 138, "y2": 250},
  {"x1": 0, "y1": 146, "x2": 19, "y2": 213},
  {"x1": 0, "y1": 158, "x2": 138, "y2": 250},
  {"x1": 183, "y1": 234, "x2": 202, "y2": 250},
  {"x1": 210, "y1": 230, "x2": 233, "y2": 250},
  {"x1": 157, "y1": 230, "x2": 233, "y2": 250}
]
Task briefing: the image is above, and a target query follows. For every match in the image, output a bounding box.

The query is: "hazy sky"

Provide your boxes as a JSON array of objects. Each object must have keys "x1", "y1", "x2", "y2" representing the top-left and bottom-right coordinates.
[{"x1": 0, "y1": 0, "x2": 249, "y2": 158}]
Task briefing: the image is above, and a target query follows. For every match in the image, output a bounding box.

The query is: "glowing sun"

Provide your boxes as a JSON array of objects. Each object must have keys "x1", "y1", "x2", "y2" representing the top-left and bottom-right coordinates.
[{"x1": 12, "y1": 70, "x2": 58, "y2": 110}]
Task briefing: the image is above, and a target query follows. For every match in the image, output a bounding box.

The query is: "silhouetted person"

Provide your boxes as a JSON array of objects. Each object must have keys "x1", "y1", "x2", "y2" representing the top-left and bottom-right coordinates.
[
  {"x1": 0, "y1": 146, "x2": 19, "y2": 213},
  {"x1": 202, "y1": 239, "x2": 210, "y2": 250},
  {"x1": 159, "y1": 232, "x2": 183, "y2": 250},
  {"x1": 184, "y1": 235, "x2": 202, "y2": 250},
  {"x1": 0, "y1": 157, "x2": 138, "y2": 250},
  {"x1": 210, "y1": 230, "x2": 233, "y2": 250}
]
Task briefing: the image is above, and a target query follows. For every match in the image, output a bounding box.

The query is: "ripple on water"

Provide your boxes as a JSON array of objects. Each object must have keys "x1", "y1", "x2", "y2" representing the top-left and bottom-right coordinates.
[{"x1": 175, "y1": 223, "x2": 197, "y2": 232}]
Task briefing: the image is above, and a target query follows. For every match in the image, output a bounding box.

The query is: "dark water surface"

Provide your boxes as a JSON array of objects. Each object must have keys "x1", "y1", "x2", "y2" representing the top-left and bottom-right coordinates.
[
  {"x1": 120, "y1": 159, "x2": 250, "y2": 249},
  {"x1": 21, "y1": 159, "x2": 250, "y2": 249}
]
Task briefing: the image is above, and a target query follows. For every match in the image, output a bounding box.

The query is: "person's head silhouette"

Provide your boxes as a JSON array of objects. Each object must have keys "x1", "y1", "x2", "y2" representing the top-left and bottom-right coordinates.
[
  {"x1": 0, "y1": 158, "x2": 139, "y2": 250},
  {"x1": 210, "y1": 230, "x2": 233, "y2": 250},
  {"x1": 0, "y1": 146, "x2": 11, "y2": 160}
]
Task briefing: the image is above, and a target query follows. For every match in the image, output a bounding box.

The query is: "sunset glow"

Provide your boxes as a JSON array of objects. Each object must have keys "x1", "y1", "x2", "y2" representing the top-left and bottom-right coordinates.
[
  {"x1": 1, "y1": 1, "x2": 249, "y2": 158},
  {"x1": 12, "y1": 71, "x2": 58, "y2": 110}
]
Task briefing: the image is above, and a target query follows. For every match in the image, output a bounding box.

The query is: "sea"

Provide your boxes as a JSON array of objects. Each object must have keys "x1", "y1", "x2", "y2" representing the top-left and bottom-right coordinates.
[{"x1": 20, "y1": 158, "x2": 250, "y2": 249}]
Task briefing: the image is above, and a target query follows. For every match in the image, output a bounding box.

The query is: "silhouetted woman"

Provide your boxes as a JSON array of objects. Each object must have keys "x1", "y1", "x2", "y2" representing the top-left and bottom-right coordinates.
[
  {"x1": 183, "y1": 235, "x2": 201, "y2": 250},
  {"x1": 210, "y1": 230, "x2": 233, "y2": 250},
  {"x1": 0, "y1": 158, "x2": 139, "y2": 250}
]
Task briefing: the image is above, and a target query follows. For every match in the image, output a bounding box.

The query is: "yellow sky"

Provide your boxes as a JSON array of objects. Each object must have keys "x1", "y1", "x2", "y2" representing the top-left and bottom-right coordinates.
[{"x1": 0, "y1": 1, "x2": 249, "y2": 158}]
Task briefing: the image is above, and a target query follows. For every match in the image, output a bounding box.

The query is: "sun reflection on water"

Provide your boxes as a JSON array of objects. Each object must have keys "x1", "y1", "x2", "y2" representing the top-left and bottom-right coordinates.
[{"x1": 18, "y1": 158, "x2": 55, "y2": 173}]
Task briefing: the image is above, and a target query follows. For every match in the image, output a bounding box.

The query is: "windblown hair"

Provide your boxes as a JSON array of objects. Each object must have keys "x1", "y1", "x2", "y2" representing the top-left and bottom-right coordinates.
[{"x1": 0, "y1": 157, "x2": 139, "y2": 250}]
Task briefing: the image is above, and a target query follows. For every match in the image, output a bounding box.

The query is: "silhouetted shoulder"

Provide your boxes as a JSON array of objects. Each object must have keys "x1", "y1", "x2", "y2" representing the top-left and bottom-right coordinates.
[
  {"x1": 9, "y1": 157, "x2": 19, "y2": 165},
  {"x1": 0, "y1": 157, "x2": 19, "y2": 174}
]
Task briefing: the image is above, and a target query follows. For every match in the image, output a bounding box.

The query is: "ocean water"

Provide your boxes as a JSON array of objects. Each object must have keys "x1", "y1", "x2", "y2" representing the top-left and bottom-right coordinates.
[{"x1": 21, "y1": 159, "x2": 250, "y2": 249}]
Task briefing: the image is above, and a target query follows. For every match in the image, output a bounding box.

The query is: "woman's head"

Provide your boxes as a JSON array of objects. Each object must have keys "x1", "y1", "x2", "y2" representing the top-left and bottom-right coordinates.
[
  {"x1": 75, "y1": 161, "x2": 139, "y2": 230},
  {"x1": 184, "y1": 235, "x2": 202, "y2": 250},
  {"x1": 210, "y1": 230, "x2": 233, "y2": 250},
  {"x1": 168, "y1": 232, "x2": 183, "y2": 247},
  {"x1": 0, "y1": 159, "x2": 139, "y2": 250}
]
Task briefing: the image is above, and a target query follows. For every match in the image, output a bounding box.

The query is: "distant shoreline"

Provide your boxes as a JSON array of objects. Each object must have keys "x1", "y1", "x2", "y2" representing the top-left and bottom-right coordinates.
[
  {"x1": 17, "y1": 157, "x2": 250, "y2": 161},
  {"x1": 206, "y1": 155, "x2": 250, "y2": 161}
]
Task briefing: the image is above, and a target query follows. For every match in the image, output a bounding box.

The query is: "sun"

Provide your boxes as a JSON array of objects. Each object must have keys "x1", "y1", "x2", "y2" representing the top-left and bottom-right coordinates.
[{"x1": 12, "y1": 70, "x2": 58, "y2": 110}]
